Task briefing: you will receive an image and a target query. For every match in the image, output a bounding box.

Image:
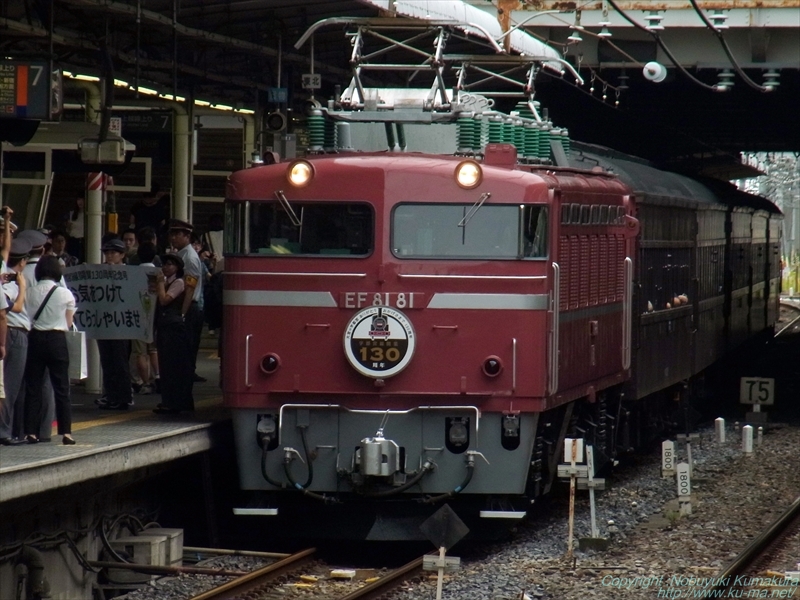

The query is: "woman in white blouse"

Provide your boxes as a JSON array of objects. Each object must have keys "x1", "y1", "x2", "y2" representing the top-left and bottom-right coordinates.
[{"x1": 22, "y1": 255, "x2": 77, "y2": 445}]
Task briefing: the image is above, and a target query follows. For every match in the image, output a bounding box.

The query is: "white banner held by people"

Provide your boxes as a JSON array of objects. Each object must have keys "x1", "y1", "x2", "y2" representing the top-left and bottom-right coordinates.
[{"x1": 64, "y1": 265, "x2": 158, "y2": 342}]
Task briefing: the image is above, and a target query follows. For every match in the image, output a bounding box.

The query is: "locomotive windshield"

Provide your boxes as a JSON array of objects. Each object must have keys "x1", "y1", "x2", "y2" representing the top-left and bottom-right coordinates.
[
  {"x1": 225, "y1": 201, "x2": 373, "y2": 256},
  {"x1": 391, "y1": 204, "x2": 547, "y2": 259}
]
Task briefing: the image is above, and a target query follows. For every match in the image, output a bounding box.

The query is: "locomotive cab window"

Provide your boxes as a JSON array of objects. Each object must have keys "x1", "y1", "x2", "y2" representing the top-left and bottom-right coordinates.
[
  {"x1": 391, "y1": 203, "x2": 547, "y2": 259},
  {"x1": 224, "y1": 201, "x2": 373, "y2": 256}
]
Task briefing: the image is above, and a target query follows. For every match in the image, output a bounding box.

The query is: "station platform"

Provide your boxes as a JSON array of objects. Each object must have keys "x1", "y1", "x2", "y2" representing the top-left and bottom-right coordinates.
[{"x1": 0, "y1": 348, "x2": 228, "y2": 504}]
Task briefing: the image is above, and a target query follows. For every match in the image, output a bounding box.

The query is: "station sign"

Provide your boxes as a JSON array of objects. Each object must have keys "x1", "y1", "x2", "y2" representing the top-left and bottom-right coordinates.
[
  {"x1": 739, "y1": 377, "x2": 775, "y2": 405},
  {"x1": 0, "y1": 61, "x2": 62, "y2": 120},
  {"x1": 302, "y1": 73, "x2": 322, "y2": 89}
]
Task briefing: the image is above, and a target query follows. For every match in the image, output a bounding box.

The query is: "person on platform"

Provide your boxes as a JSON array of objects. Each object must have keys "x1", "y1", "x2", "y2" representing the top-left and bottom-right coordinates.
[
  {"x1": 51, "y1": 230, "x2": 79, "y2": 267},
  {"x1": 94, "y1": 239, "x2": 133, "y2": 410},
  {"x1": 169, "y1": 219, "x2": 205, "y2": 383},
  {"x1": 153, "y1": 253, "x2": 194, "y2": 415},
  {"x1": 130, "y1": 184, "x2": 170, "y2": 250},
  {"x1": 22, "y1": 256, "x2": 76, "y2": 445},
  {"x1": 0, "y1": 238, "x2": 31, "y2": 445},
  {"x1": 18, "y1": 229, "x2": 58, "y2": 441},
  {"x1": 0, "y1": 209, "x2": 15, "y2": 444},
  {"x1": 122, "y1": 227, "x2": 138, "y2": 264},
  {"x1": 130, "y1": 242, "x2": 160, "y2": 395},
  {"x1": 63, "y1": 193, "x2": 85, "y2": 262}
]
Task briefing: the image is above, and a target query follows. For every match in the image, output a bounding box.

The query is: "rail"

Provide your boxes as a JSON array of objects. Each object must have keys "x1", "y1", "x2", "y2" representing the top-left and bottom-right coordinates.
[{"x1": 710, "y1": 496, "x2": 800, "y2": 595}]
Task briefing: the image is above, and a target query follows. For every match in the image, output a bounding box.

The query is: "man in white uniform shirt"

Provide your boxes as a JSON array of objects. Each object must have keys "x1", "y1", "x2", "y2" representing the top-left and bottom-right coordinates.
[
  {"x1": 169, "y1": 219, "x2": 205, "y2": 383},
  {"x1": 0, "y1": 237, "x2": 31, "y2": 445}
]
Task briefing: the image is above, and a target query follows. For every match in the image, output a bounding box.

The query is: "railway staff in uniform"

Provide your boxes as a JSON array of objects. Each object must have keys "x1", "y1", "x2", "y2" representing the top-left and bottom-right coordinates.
[
  {"x1": 169, "y1": 219, "x2": 205, "y2": 383},
  {"x1": 153, "y1": 253, "x2": 194, "y2": 414},
  {"x1": 22, "y1": 256, "x2": 76, "y2": 445},
  {"x1": 95, "y1": 239, "x2": 133, "y2": 410},
  {"x1": 0, "y1": 238, "x2": 31, "y2": 445}
]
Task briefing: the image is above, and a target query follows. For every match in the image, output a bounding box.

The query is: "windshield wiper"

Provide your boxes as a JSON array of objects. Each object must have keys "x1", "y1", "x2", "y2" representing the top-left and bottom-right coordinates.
[
  {"x1": 274, "y1": 190, "x2": 302, "y2": 226},
  {"x1": 457, "y1": 192, "x2": 491, "y2": 228}
]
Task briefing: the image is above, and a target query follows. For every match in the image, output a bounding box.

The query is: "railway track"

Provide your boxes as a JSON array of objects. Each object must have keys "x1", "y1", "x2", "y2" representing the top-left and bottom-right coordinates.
[
  {"x1": 710, "y1": 496, "x2": 800, "y2": 597},
  {"x1": 188, "y1": 549, "x2": 424, "y2": 600},
  {"x1": 777, "y1": 301, "x2": 800, "y2": 337}
]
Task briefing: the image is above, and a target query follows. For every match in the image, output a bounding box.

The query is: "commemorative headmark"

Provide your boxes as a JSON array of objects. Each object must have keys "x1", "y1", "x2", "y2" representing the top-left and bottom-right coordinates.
[{"x1": 343, "y1": 306, "x2": 415, "y2": 378}]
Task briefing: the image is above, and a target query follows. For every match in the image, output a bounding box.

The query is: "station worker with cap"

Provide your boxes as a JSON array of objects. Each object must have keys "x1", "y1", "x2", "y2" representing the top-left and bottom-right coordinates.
[
  {"x1": 94, "y1": 238, "x2": 133, "y2": 410},
  {"x1": 169, "y1": 219, "x2": 205, "y2": 383},
  {"x1": 0, "y1": 208, "x2": 15, "y2": 443},
  {"x1": 0, "y1": 237, "x2": 32, "y2": 445},
  {"x1": 16, "y1": 229, "x2": 59, "y2": 441}
]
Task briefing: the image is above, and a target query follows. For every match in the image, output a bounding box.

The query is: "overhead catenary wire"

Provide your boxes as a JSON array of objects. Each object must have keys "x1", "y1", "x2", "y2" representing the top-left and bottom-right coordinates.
[{"x1": 686, "y1": 0, "x2": 771, "y2": 92}]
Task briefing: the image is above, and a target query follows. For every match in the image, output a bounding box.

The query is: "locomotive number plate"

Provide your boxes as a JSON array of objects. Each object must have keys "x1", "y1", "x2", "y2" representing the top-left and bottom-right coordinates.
[
  {"x1": 339, "y1": 292, "x2": 424, "y2": 310},
  {"x1": 343, "y1": 306, "x2": 416, "y2": 378}
]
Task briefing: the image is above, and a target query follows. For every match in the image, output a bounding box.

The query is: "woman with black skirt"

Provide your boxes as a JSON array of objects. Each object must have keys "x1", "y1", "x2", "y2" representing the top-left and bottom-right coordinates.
[
  {"x1": 23, "y1": 255, "x2": 77, "y2": 444},
  {"x1": 153, "y1": 253, "x2": 194, "y2": 415}
]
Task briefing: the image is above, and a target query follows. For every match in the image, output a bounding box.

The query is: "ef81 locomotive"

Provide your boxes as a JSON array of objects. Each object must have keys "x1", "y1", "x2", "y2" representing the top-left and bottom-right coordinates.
[{"x1": 221, "y1": 110, "x2": 780, "y2": 538}]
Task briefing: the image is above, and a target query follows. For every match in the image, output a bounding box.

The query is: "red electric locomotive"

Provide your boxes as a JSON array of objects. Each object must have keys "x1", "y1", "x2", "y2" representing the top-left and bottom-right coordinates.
[
  {"x1": 220, "y1": 20, "x2": 781, "y2": 539},
  {"x1": 221, "y1": 129, "x2": 780, "y2": 540}
]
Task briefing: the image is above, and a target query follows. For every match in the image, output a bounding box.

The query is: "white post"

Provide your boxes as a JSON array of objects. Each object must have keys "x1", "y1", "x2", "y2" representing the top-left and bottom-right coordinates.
[
  {"x1": 742, "y1": 425, "x2": 753, "y2": 455},
  {"x1": 734, "y1": 421, "x2": 740, "y2": 433},
  {"x1": 661, "y1": 440, "x2": 675, "y2": 478},
  {"x1": 715, "y1": 418, "x2": 726, "y2": 443},
  {"x1": 587, "y1": 445, "x2": 598, "y2": 539},
  {"x1": 757, "y1": 426, "x2": 763, "y2": 446},
  {"x1": 686, "y1": 441, "x2": 693, "y2": 478},
  {"x1": 567, "y1": 438, "x2": 577, "y2": 558},
  {"x1": 435, "y1": 546, "x2": 445, "y2": 600},
  {"x1": 85, "y1": 172, "x2": 104, "y2": 394},
  {"x1": 676, "y1": 462, "x2": 691, "y2": 515}
]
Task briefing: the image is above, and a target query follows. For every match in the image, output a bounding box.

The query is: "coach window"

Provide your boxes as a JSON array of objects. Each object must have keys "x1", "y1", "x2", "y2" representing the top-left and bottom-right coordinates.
[
  {"x1": 590, "y1": 205, "x2": 600, "y2": 224},
  {"x1": 570, "y1": 203, "x2": 580, "y2": 224},
  {"x1": 391, "y1": 203, "x2": 547, "y2": 259},
  {"x1": 561, "y1": 204, "x2": 571, "y2": 224},
  {"x1": 580, "y1": 205, "x2": 591, "y2": 225},
  {"x1": 600, "y1": 205, "x2": 609, "y2": 224}
]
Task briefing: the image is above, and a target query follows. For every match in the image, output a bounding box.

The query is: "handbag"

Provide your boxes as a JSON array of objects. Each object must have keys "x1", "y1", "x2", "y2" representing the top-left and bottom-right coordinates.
[{"x1": 66, "y1": 326, "x2": 88, "y2": 380}]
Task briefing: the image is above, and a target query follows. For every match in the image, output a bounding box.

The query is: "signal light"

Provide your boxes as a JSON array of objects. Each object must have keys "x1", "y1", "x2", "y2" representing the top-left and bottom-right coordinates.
[
  {"x1": 286, "y1": 160, "x2": 314, "y2": 187},
  {"x1": 482, "y1": 356, "x2": 503, "y2": 377},
  {"x1": 455, "y1": 160, "x2": 482, "y2": 189},
  {"x1": 260, "y1": 353, "x2": 281, "y2": 374}
]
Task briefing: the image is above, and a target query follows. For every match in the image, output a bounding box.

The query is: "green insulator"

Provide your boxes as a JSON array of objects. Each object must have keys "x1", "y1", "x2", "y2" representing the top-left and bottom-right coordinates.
[
  {"x1": 524, "y1": 122, "x2": 539, "y2": 160},
  {"x1": 324, "y1": 117, "x2": 337, "y2": 151},
  {"x1": 487, "y1": 116, "x2": 503, "y2": 143},
  {"x1": 472, "y1": 115, "x2": 484, "y2": 153},
  {"x1": 514, "y1": 120, "x2": 525, "y2": 155},
  {"x1": 307, "y1": 110, "x2": 325, "y2": 152},
  {"x1": 538, "y1": 124, "x2": 551, "y2": 160},
  {"x1": 514, "y1": 101, "x2": 534, "y2": 119},
  {"x1": 457, "y1": 116, "x2": 474, "y2": 153},
  {"x1": 503, "y1": 118, "x2": 515, "y2": 143}
]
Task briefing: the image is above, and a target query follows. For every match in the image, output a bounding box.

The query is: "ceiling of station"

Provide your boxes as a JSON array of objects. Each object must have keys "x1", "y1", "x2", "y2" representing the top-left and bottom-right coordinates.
[{"x1": 2, "y1": 0, "x2": 798, "y2": 178}]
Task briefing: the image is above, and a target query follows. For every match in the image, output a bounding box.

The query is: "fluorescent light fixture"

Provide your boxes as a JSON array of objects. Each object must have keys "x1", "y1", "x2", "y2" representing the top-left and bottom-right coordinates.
[
  {"x1": 236, "y1": 108, "x2": 255, "y2": 114},
  {"x1": 73, "y1": 74, "x2": 100, "y2": 82},
  {"x1": 113, "y1": 79, "x2": 129, "y2": 87},
  {"x1": 133, "y1": 86, "x2": 159, "y2": 95},
  {"x1": 194, "y1": 99, "x2": 212, "y2": 106},
  {"x1": 212, "y1": 104, "x2": 234, "y2": 111}
]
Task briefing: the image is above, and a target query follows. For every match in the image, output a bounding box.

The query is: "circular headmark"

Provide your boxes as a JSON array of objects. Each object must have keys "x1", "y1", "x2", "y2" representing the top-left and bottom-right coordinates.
[{"x1": 343, "y1": 306, "x2": 416, "y2": 378}]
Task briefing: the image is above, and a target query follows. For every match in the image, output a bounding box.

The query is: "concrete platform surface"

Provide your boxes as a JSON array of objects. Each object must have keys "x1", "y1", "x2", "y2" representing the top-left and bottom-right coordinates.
[{"x1": 0, "y1": 350, "x2": 227, "y2": 503}]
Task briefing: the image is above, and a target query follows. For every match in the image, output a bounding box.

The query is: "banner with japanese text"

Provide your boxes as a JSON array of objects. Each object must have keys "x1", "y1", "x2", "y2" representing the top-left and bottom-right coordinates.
[{"x1": 64, "y1": 265, "x2": 159, "y2": 342}]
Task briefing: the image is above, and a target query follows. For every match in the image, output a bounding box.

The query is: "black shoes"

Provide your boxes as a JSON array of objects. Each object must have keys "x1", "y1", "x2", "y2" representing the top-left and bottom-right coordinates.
[
  {"x1": 153, "y1": 405, "x2": 181, "y2": 415},
  {"x1": 24, "y1": 435, "x2": 39, "y2": 444},
  {"x1": 0, "y1": 438, "x2": 26, "y2": 446},
  {"x1": 192, "y1": 373, "x2": 207, "y2": 383},
  {"x1": 62, "y1": 435, "x2": 76, "y2": 445},
  {"x1": 99, "y1": 402, "x2": 129, "y2": 411}
]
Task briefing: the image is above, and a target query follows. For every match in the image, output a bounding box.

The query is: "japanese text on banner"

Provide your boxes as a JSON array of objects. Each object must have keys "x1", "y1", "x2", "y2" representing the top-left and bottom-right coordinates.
[{"x1": 64, "y1": 265, "x2": 159, "y2": 342}]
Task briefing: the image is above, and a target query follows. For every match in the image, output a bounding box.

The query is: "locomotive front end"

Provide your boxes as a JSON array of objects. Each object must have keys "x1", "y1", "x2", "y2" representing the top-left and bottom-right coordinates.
[{"x1": 223, "y1": 153, "x2": 557, "y2": 537}]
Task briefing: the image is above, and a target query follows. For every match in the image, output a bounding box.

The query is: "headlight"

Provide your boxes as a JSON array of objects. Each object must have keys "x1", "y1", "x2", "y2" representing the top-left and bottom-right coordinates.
[
  {"x1": 455, "y1": 160, "x2": 482, "y2": 189},
  {"x1": 286, "y1": 160, "x2": 314, "y2": 187}
]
